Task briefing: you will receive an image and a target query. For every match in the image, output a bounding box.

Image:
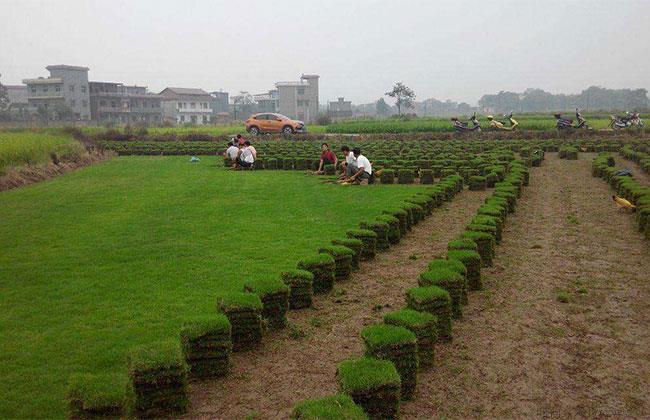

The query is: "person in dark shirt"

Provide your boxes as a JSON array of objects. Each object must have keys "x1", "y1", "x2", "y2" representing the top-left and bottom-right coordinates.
[{"x1": 316, "y1": 143, "x2": 338, "y2": 174}]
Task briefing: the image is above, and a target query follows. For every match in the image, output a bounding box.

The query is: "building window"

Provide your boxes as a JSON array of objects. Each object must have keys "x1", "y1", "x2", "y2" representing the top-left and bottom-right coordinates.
[
  {"x1": 82, "y1": 100, "x2": 88, "y2": 107},
  {"x1": 31, "y1": 87, "x2": 36, "y2": 93},
  {"x1": 69, "y1": 85, "x2": 75, "y2": 92},
  {"x1": 43, "y1": 87, "x2": 49, "y2": 92},
  {"x1": 180, "y1": 115, "x2": 185, "y2": 122},
  {"x1": 55, "y1": 86, "x2": 60, "y2": 92},
  {"x1": 111, "y1": 101, "x2": 116, "y2": 108},
  {"x1": 297, "y1": 87, "x2": 305, "y2": 95},
  {"x1": 202, "y1": 115, "x2": 208, "y2": 123},
  {"x1": 81, "y1": 86, "x2": 86, "y2": 93},
  {"x1": 190, "y1": 102, "x2": 196, "y2": 109}
]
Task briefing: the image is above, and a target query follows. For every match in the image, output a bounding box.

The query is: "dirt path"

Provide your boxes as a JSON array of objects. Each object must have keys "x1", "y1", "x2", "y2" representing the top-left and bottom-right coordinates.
[
  {"x1": 186, "y1": 188, "x2": 491, "y2": 419},
  {"x1": 402, "y1": 153, "x2": 650, "y2": 418},
  {"x1": 617, "y1": 153, "x2": 650, "y2": 187}
]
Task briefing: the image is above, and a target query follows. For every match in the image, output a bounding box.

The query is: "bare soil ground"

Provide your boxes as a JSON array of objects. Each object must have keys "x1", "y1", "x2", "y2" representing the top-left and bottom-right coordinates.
[
  {"x1": 186, "y1": 188, "x2": 491, "y2": 419},
  {"x1": 401, "y1": 153, "x2": 650, "y2": 418}
]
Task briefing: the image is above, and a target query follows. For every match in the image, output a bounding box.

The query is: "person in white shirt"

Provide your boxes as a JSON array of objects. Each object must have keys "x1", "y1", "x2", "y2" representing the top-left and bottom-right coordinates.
[
  {"x1": 349, "y1": 147, "x2": 373, "y2": 185},
  {"x1": 339, "y1": 145, "x2": 358, "y2": 178},
  {"x1": 224, "y1": 141, "x2": 239, "y2": 166},
  {"x1": 236, "y1": 144, "x2": 255, "y2": 169}
]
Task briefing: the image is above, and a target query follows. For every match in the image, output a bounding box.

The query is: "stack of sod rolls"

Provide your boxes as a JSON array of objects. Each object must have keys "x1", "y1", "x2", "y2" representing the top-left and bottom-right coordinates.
[
  {"x1": 244, "y1": 277, "x2": 290, "y2": 329},
  {"x1": 126, "y1": 340, "x2": 189, "y2": 417},
  {"x1": 290, "y1": 394, "x2": 368, "y2": 419},
  {"x1": 406, "y1": 286, "x2": 453, "y2": 342},
  {"x1": 216, "y1": 292, "x2": 264, "y2": 351},
  {"x1": 360, "y1": 324, "x2": 419, "y2": 400},
  {"x1": 337, "y1": 357, "x2": 401, "y2": 419},
  {"x1": 384, "y1": 309, "x2": 438, "y2": 367},
  {"x1": 66, "y1": 373, "x2": 126, "y2": 418},
  {"x1": 297, "y1": 253, "x2": 336, "y2": 293},
  {"x1": 281, "y1": 269, "x2": 314, "y2": 309},
  {"x1": 180, "y1": 315, "x2": 232, "y2": 378},
  {"x1": 319, "y1": 245, "x2": 355, "y2": 281}
]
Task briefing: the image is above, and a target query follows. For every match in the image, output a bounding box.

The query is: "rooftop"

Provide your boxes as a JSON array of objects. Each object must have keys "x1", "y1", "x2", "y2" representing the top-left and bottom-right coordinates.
[
  {"x1": 22, "y1": 77, "x2": 63, "y2": 85},
  {"x1": 275, "y1": 81, "x2": 310, "y2": 87},
  {"x1": 160, "y1": 87, "x2": 210, "y2": 96},
  {"x1": 46, "y1": 65, "x2": 89, "y2": 71}
]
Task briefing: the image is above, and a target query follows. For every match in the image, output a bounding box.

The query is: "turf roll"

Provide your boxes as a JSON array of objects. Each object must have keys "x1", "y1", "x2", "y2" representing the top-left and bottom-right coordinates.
[
  {"x1": 290, "y1": 394, "x2": 368, "y2": 419},
  {"x1": 66, "y1": 373, "x2": 126, "y2": 419},
  {"x1": 332, "y1": 238, "x2": 363, "y2": 270},
  {"x1": 359, "y1": 221, "x2": 390, "y2": 251},
  {"x1": 346, "y1": 229, "x2": 378, "y2": 260},
  {"x1": 419, "y1": 268, "x2": 465, "y2": 319},
  {"x1": 297, "y1": 253, "x2": 336, "y2": 293},
  {"x1": 406, "y1": 286, "x2": 453, "y2": 342},
  {"x1": 461, "y1": 230, "x2": 495, "y2": 267},
  {"x1": 337, "y1": 357, "x2": 401, "y2": 419},
  {"x1": 179, "y1": 314, "x2": 232, "y2": 378},
  {"x1": 244, "y1": 277, "x2": 290, "y2": 328},
  {"x1": 319, "y1": 245, "x2": 355, "y2": 281},
  {"x1": 216, "y1": 292, "x2": 264, "y2": 351},
  {"x1": 376, "y1": 214, "x2": 401, "y2": 245},
  {"x1": 447, "y1": 250, "x2": 482, "y2": 291},
  {"x1": 382, "y1": 208, "x2": 409, "y2": 236},
  {"x1": 384, "y1": 308, "x2": 437, "y2": 368},
  {"x1": 281, "y1": 269, "x2": 314, "y2": 309}
]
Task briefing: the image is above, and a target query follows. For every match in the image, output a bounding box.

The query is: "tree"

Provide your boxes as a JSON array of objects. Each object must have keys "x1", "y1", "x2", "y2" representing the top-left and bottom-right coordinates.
[
  {"x1": 385, "y1": 82, "x2": 415, "y2": 116},
  {"x1": 375, "y1": 97, "x2": 390, "y2": 117}
]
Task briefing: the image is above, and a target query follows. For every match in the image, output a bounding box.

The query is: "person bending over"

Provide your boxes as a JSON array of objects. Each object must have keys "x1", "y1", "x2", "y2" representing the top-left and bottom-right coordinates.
[
  {"x1": 487, "y1": 112, "x2": 518, "y2": 131},
  {"x1": 236, "y1": 142, "x2": 255, "y2": 169},
  {"x1": 316, "y1": 143, "x2": 338, "y2": 174},
  {"x1": 225, "y1": 141, "x2": 239, "y2": 166},
  {"x1": 339, "y1": 145, "x2": 356, "y2": 178},
  {"x1": 349, "y1": 147, "x2": 372, "y2": 185}
]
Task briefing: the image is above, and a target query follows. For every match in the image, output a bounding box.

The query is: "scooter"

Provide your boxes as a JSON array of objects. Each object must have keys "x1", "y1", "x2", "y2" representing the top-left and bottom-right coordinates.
[
  {"x1": 451, "y1": 113, "x2": 481, "y2": 133},
  {"x1": 610, "y1": 112, "x2": 645, "y2": 129},
  {"x1": 555, "y1": 109, "x2": 589, "y2": 130}
]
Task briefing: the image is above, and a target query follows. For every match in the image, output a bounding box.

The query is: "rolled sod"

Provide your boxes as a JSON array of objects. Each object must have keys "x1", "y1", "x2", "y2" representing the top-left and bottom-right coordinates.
[
  {"x1": 126, "y1": 340, "x2": 189, "y2": 418},
  {"x1": 406, "y1": 286, "x2": 453, "y2": 342},
  {"x1": 461, "y1": 230, "x2": 495, "y2": 267},
  {"x1": 382, "y1": 208, "x2": 409, "y2": 236},
  {"x1": 337, "y1": 357, "x2": 401, "y2": 419},
  {"x1": 419, "y1": 268, "x2": 464, "y2": 319},
  {"x1": 472, "y1": 214, "x2": 502, "y2": 242},
  {"x1": 469, "y1": 175, "x2": 487, "y2": 191},
  {"x1": 407, "y1": 195, "x2": 433, "y2": 216},
  {"x1": 297, "y1": 253, "x2": 336, "y2": 293},
  {"x1": 346, "y1": 229, "x2": 378, "y2": 260},
  {"x1": 384, "y1": 308, "x2": 437, "y2": 368},
  {"x1": 66, "y1": 373, "x2": 126, "y2": 419},
  {"x1": 419, "y1": 169, "x2": 434, "y2": 184},
  {"x1": 447, "y1": 250, "x2": 482, "y2": 291},
  {"x1": 360, "y1": 324, "x2": 418, "y2": 400},
  {"x1": 376, "y1": 214, "x2": 401, "y2": 245},
  {"x1": 331, "y1": 238, "x2": 363, "y2": 270},
  {"x1": 359, "y1": 221, "x2": 390, "y2": 251},
  {"x1": 380, "y1": 169, "x2": 395, "y2": 184},
  {"x1": 290, "y1": 394, "x2": 368, "y2": 420},
  {"x1": 281, "y1": 269, "x2": 314, "y2": 309},
  {"x1": 397, "y1": 168, "x2": 415, "y2": 184},
  {"x1": 216, "y1": 292, "x2": 264, "y2": 351},
  {"x1": 401, "y1": 202, "x2": 424, "y2": 225},
  {"x1": 179, "y1": 314, "x2": 232, "y2": 378},
  {"x1": 244, "y1": 277, "x2": 290, "y2": 328},
  {"x1": 428, "y1": 257, "x2": 469, "y2": 304},
  {"x1": 319, "y1": 245, "x2": 355, "y2": 281}
]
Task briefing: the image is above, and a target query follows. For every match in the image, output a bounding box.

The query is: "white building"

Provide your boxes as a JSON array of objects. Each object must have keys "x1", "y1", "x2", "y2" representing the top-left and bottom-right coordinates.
[
  {"x1": 159, "y1": 87, "x2": 213, "y2": 125},
  {"x1": 275, "y1": 74, "x2": 319, "y2": 123}
]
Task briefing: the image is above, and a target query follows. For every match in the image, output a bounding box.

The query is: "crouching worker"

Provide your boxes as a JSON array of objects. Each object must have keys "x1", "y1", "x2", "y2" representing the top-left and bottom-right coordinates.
[
  {"x1": 224, "y1": 140, "x2": 239, "y2": 167},
  {"x1": 316, "y1": 143, "x2": 338, "y2": 174},
  {"x1": 349, "y1": 147, "x2": 373, "y2": 185},
  {"x1": 339, "y1": 145, "x2": 356, "y2": 179},
  {"x1": 236, "y1": 141, "x2": 255, "y2": 169}
]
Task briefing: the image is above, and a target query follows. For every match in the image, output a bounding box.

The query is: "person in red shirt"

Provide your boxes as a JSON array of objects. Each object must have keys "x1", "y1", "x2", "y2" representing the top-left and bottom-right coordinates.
[{"x1": 316, "y1": 143, "x2": 338, "y2": 174}]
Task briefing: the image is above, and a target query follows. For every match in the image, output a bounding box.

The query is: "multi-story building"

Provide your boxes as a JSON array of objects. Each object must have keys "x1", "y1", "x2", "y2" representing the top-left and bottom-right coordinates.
[
  {"x1": 89, "y1": 82, "x2": 163, "y2": 125},
  {"x1": 159, "y1": 87, "x2": 213, "y2": 125},
  {"x1": 328, "y1": 97, "x2": 353, "y2": 119},
  {"x1": 253, "y1": 89, "x2": 279, "y2": 113},
  {"x1": 22, "y1": 65, "x2": 90, "y2": 120},
  {"x1": 275, "y1": 74, "x2": 319, "y2": 122},
  {"x1": 209, "y1": 91, "x2": 229, "y2": 115}
]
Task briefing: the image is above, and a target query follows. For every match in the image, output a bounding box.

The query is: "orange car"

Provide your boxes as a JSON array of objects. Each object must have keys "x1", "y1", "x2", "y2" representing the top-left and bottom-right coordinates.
[{"x1": 245, "y1": 113, "x2": 306, "y2": 135}]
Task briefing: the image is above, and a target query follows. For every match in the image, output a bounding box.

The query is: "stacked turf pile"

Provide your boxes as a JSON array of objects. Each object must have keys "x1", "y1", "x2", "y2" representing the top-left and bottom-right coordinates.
[
  {"x1": 244, "y1": 277, "x2": 290, "y2": 328},
  {"x1": 461, "y1": 230, "x2": 495, "y2": 267},
  {"x1": 216, "y1": 292, "x2": 264, "y2": 351},
  {"x1": 126, "y1": 340, "x2": 189, "y2": 418},
  {"x1": 297, "y1": 253, "x2": 336, "y2": 293},
  {"x1": 319, "y1": 245, "x2": 355, "y2": 281},
  {"x1": 429, "y1": 257, "x2": 469, "y2": 304},
  {"x1": 337, "y1": 357, "x2": 401, "y2": 419},
  {"x1": 447, "y1": 249, "x2": 482, "y2": 291},
  {"x1": 290, "y1": 394, "x2": 368, "y2": 419},
  {"x1": 359, "y1": 221, "x2": 390, "y2": 251},
  {"x1": 406, "y1": 286, "x2": 453, "y2": 342},
  {"x1": 418, "y1": 268, "x2": 464, "y2": 319},
  {"x1": 384, "y1": 308, "x2": 437, "y2": 367},
  {"x1": 360, "y1": 324, "x2": 418, "y2": 400},
  {"x1": 382, "y1": 208, "x2": 409, "y2": 236},
  {"x1": 66, "y1": 373, "x2": 126, "y2": 418},
  {"x1": 331, "y1": 238, "x2": 363, "y2": 270},
  {"x1": 281, "y1": 269, "x2": 314, "y2": 309},
  {"x1": 179, "y1": 314, "x2": 232, "y2": 378},
  {"x1": 380, "y1": 169, "x2": 395, "y2": 184},
  {"x1": 376, "y1": 214, "x2": 401, "y2": 245},
  {"x1": 346, "y1": 229, "x2": 378, "y2": 260},
  {"x1": 419, "y1": 169, "x2": 434, "y2": 184}
]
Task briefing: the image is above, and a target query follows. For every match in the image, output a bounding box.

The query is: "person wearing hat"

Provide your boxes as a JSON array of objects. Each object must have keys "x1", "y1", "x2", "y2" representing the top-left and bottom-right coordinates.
[{"x1": 487, "y1": 112, "x2": 518, "y2": 131}]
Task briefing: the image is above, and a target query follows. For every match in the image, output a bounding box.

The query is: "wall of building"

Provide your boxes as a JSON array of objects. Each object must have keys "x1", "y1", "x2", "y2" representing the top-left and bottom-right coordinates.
[{"x1": 47, "y1": 66, "x2": 90, "y2": 119}]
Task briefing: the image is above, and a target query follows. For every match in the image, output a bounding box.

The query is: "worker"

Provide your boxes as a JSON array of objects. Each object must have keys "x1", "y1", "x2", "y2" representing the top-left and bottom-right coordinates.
[
  {"x1": 224, "y1": 141, "x2": 239, "y2": 166},
  {"x1": 349, "y1": 147, "x2": 372, "y2": 185},
  {"x1": 339, "y1": 145, "x2": 356, "y2": 178},
  {"x1": 236, "y1": 141, "x2": 255, "y2": 169},
  {"x1": 487, "y1": 112, "x2": 518, "y2": 131},
  {"x1": 316, "y1": 143, "x2": 338, "y2": 174}
]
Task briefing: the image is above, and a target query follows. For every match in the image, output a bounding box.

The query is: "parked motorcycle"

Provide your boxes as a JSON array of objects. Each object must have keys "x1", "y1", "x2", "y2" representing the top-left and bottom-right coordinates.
[
  {"x1": 555, "y1": 109, "x2": 589, "y2": 130},
  {"x1": 609, "y1": 112, "x2": 645, "y2": 129},
  {"x1": 451, "y1": 113, "x2": 481, "y2": 133}
]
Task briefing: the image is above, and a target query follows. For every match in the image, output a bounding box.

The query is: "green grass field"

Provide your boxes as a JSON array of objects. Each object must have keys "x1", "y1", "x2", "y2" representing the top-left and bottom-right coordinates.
[
  {"x1": 0, "y1": 157, "x2": 422, "y2": 418},
  {"x1": 0, "y1": 132, "x2": 84, "y2": 175}
]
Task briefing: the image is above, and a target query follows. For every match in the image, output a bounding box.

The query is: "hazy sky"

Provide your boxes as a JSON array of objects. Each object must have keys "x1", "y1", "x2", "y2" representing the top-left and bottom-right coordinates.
[{"x1": 2, "y1": 0, "x2": 649, "y2": 105}]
